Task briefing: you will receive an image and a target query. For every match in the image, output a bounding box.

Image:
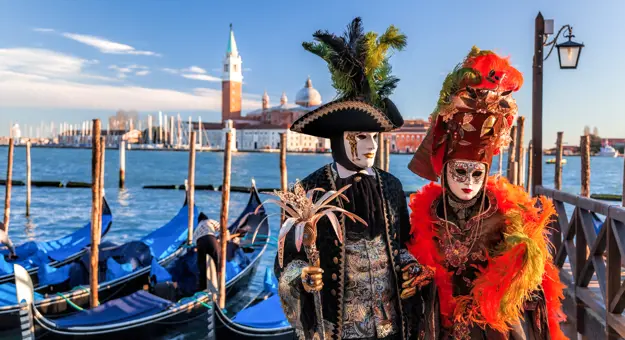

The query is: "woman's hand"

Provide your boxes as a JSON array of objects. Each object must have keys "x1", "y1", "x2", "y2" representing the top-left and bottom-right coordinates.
[
  {"x1": 400, "y1": 264, "x2": 435, "y2": 299},
  {"x1": 301, "y1": 266, "x2": 324, "y2": 293}
]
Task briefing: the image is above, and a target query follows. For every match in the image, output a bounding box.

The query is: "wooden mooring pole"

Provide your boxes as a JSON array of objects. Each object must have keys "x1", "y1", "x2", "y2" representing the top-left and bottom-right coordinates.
[
  {"x1": 119, "y1": 141, "x2": 126, "y2": 189},
  {"x1": 507, "y1": 126, "x2": 517, "y2": 184},
  {"x1": 374, "y1": 134, "x2": 383, "y2": 169},
  {"x1": 498, "y1": 148, "x2": 504, "y2": 176},
  {"x1": 26, "y1": 141, "x2": 31, "y2": 217},
  {"x1": 516, "y1": 117, "x2": 525, "y2": 188},
  {"x1": 3, "y1": 139, "x2": 14, "y2": 231},
  {"x1": 580, "y1": 135, "x2": 591, "y2": 197},
  {"x1": 526, "y1": 141, "x2": 533, "y2": 193},
  {"x1": 384, "y1": 139, "x2": 391, "y2": 172},
  {"x1": 219, "y1": 132, "x2": 233, "y2": 309},
  {"x1": 280, "y1": 133, "x2": 287, "y2": 223},
  {"x1": 187, "y1": 131, "x2": 196, "y2": 246},
  {"x1": 555, "y1": 132, "x2": 564, "y2": 190},
  {"x1": 90, "y1": 119, "x2": 102, "y2": 307}
]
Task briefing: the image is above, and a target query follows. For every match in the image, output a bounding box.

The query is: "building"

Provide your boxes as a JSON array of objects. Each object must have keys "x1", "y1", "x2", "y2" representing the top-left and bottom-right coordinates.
[
  {"x1": 198, "y1": 24, "x2": 327, "y2": 152},
  {"x1": 109, "y1": 110, "x2": 139, "y2": 130},
  {"x1": 384, "y1": 119, "x2": 429, "y2": 153}
]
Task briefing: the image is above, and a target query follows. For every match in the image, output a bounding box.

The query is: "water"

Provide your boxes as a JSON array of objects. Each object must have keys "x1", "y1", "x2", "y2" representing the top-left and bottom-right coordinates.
[{"x1": 0, "y1": 146, "x2": 623, "y2": 337}]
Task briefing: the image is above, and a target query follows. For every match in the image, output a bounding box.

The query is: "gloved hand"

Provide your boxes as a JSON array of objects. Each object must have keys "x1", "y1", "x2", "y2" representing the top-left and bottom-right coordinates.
[
  {"x1": 301, "y1": 266, "x2": 324, "y2": 293},
  {"x1": 400, "y1": 264, "x2": 435, "y2": 300}
]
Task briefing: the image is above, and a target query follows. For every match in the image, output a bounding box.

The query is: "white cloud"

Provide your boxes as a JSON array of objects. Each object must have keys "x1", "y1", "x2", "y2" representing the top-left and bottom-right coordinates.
[
  {"x1": 109, "y1": 64, "x2": 149, "y2": 78},
  {"x1": 161, "y1": 68, "x2": 178, "y2": 74},
  {"x1": 0, "y1": 48, "x2": 261, "y2": 112},
  {"x1": 184, "y1": 66, "x2": 206, "y2": 74},
  {"x1": 61, "y1": 32, "x2": 161, "y2": 56},
  {"x1": 181, "y1": 73, "x2": 221, "y2": 82},
  {"x1": 33, "y1": 28, "x2": 55, "y2": 33}
]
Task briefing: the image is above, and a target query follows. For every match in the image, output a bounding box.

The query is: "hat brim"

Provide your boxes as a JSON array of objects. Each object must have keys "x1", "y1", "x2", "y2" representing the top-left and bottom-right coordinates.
[{"x1": 290, "y1": 99, "x2": 402, "y2": 138}]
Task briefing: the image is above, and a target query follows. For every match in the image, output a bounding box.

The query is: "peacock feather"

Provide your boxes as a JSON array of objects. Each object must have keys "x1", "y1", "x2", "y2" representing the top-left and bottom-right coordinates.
[{"x1": 302, "y1": 17, "x2": 406, "y2": 108}]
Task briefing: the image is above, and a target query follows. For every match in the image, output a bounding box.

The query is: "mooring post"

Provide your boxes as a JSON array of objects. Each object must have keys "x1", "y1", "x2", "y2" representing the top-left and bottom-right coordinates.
[
  {"x1": 187, "y1": 131, "x2": 196, "y2": 246},
  {"x1": 498, "y1": 148, "x2": 504, "y2": 176},
  {"x1": 119, "y1": 141, "x2": 126, "y2": 189},
  {"x1": 580, "y1": 135, "x2": 591, "y2": 197},
  {"x1": 26, "y1": 141, "x2": 31, "y2": 217},
  {"x1": 219, "y1": 132, "x2": 233, "y2": 309},
  {"x1": 90, "y1": 119, "x2": 102, "y2": 307},
  {"x1": 384, "y1": 136, "x2": 391, "y2": 172},
  {"x1": 516, "y1": 117, "x2": 525, "y2": 187},
  {"x1": 526, "y1": 141, "x2": 533, "y2": 193},
  {"x1": 374, "y1": 133, "x2": 383, "y2": 169},
  {"x1": 3, "y1": 138, "x2": 14, "y2": 231},
  {"x1": 555, "y1": 132, "x2": 564, "y2": 191},
  {"x1": 280, "y1": 133, "x2": 288, "y2": 223},
  {"x1": 507, "y1": 126, "x2": 517, "y2": 184}
]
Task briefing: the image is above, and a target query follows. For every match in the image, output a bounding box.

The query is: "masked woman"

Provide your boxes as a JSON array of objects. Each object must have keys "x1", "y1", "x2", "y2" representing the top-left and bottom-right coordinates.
[
  {"x1": 406, "y1": 47, "x2": 567, "y2": 339},
  {"x1": 274, "y1": 17, "x2": 431, "y2": 340}
]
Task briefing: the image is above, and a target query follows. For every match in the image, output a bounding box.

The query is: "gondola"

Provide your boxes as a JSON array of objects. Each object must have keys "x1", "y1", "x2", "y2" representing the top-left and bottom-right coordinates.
[
  {"x1": 9, "y1": 182, "x2": 269, "y2": 339},
  {"x1": 0, "y1": 196, "x2": 197, "y2": 334},
  {"x1": 0, "y1": 196, "x2": 113, "y2": 286},
  {"x1": 214, "y1": 268, "x2": 295, "y2": 339}
]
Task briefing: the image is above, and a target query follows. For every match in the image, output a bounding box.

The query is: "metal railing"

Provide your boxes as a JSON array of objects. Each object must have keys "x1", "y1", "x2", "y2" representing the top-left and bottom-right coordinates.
[{"x1": 535, "y1": 185, "x2": 625, "y2": 339}]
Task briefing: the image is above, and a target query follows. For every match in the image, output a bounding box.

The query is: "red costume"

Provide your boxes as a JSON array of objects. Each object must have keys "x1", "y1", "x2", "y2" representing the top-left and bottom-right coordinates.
[{"x1": 406, "y1": 47, "x2": 567, "y2": 339}]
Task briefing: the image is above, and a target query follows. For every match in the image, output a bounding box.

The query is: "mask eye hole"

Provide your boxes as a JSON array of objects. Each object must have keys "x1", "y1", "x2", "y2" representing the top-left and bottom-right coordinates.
[
  {"x1": 472, "y1": 171, "x2": 483, "y2": 178},
  {"x1": 455, "y1": 169, "x2": 467, "y2": 176},
  {"x1": 356, "y1": 134, "x2": 367, "y2": 140}
]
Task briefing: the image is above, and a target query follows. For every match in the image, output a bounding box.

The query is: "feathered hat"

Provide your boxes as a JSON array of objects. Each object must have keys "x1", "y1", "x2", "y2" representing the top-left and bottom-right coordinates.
[
  {"x1": 408, "y1": 47, "x2": 523, "y2": 181},
  {"x1": 290, "y1": 17, "x2": 405, "y2": 138}
]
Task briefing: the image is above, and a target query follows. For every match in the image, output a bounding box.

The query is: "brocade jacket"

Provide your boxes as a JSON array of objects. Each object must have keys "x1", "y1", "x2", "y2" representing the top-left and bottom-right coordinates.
[{"x1": 274, "y1": 164, "x2": 419, "y2": 340}]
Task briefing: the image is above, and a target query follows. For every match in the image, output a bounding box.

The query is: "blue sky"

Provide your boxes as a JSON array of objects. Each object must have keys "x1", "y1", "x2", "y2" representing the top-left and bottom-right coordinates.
[{"x1": 0, "y1": 0, "x2": 623, "y2": 145}]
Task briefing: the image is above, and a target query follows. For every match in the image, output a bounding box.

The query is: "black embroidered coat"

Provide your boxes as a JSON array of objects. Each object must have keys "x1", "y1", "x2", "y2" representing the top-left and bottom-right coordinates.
[{"x1": 274, "y1": 164, "x2": 418, "y2": 339}]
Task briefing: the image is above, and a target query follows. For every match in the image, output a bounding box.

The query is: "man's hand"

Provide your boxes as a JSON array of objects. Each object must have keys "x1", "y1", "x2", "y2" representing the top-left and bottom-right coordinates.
[
  {"x1": 301, "y1": 266, "x2": 324, "y2": 293},
  {"x1": 400, "y1": 264, "x2": 435, "y2": 300}
]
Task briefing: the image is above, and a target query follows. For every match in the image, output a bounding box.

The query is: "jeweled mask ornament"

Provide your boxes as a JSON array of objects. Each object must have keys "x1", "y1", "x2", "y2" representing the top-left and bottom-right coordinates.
[
  {"x1": 445, "y1": 160, "x2": 486, "y2": 201},
  {"x1": 343, "y1": 131, "x2": 378, "y2": 169}
]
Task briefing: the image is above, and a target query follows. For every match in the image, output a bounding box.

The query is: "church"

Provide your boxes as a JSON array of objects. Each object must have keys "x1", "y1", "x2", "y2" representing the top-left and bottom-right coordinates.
[{"x1": 200, "y1": 24, "x2": 329, "y2": 152}]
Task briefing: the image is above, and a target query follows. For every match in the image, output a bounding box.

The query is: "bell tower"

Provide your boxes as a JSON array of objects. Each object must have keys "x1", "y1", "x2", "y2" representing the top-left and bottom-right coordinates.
[{"x1": 222, "y1": 23, "x2": 243, "y2": 122}]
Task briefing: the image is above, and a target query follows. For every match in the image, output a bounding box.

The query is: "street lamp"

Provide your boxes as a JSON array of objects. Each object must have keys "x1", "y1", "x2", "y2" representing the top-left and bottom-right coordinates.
[{"x1": 531, "y1": 12, "x2": 584, "y2": 193}]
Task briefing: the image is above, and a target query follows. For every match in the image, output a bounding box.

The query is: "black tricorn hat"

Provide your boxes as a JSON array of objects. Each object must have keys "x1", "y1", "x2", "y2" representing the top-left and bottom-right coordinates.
[
  {"x1": 291, "y1": 17, "x2": 406, "y2": 138},
  {"x1": 290, "y1": 98, "x2": 404, "y2": 138}
]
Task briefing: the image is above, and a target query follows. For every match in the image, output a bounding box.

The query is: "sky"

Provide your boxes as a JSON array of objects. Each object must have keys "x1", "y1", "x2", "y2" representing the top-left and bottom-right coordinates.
[{"x1": 0, "y1": 0, "x2": 623, "y2": 146}]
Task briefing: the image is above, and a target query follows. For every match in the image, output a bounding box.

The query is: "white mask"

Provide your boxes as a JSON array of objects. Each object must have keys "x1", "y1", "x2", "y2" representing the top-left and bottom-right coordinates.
[
  {"x1": 343, "y1": 131, "x2": 378, "y2": 169},
  {"x1": 445, "y1": 160, "x2": 486, "y2": 201}
]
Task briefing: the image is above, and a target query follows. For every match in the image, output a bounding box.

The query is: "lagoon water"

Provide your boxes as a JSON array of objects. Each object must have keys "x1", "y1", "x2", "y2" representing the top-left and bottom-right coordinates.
[{"x1": 0, "y1": 146, "x2": 623, "y2": 338}]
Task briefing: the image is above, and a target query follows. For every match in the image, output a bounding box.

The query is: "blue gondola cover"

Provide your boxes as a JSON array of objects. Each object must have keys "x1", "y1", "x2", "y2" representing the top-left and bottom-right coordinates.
[{"x1": 232, "y1": 295, "x2": 290, "y2": 329}]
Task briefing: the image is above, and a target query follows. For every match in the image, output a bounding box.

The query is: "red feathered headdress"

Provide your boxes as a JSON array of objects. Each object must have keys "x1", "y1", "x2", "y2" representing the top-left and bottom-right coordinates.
[{"x1": 408, "y1": 47, "x2": 523, "y2": 181}]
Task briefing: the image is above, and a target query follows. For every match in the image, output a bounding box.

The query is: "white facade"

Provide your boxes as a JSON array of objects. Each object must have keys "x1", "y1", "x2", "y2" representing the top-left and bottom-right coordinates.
[
  {"x1": 200, "y1": 125, "x2": 328, "y2": 152},
  {"x1": 238, "y1": 129, "x2": 283, "y2": 150}
]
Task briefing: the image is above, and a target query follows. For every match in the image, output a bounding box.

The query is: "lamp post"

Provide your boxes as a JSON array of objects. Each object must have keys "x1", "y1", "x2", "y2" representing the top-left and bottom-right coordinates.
[{"x1": 531, "y1": 12, "x2": 584, "y2": 194}]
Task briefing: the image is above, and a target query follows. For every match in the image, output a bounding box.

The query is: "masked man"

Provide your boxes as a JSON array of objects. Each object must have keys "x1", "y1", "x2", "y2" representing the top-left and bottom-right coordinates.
[
  {"x1": 274, "y1": 17, "x2": 431, "y2": 340},
  {"x1": 406, "y1": 47, "x2": 567, "y2": 339}
]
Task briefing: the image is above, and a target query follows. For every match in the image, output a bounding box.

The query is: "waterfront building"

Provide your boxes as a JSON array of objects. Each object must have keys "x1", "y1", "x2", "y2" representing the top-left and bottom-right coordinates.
[{"x1": 384, "y1": 119, "x2": 429, "y2": 153}]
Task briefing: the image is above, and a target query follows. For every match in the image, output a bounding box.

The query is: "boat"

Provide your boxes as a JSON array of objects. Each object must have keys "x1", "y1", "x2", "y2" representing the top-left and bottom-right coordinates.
[
  {"x1": 0, "y1": 197, "x2": 113, "y2": 286},
  {"x1": 8, "y1": 183, "x2": 269, "y2": 339},
  {"x1": 214, "y1": 268, "x2": 295, "y2": 339},
  {"x1": 598, "y1": 143, "x2": 619, "y2": 157},
  {"x1": 546, "y1": 158, "x2": 567, "y2": 165}
]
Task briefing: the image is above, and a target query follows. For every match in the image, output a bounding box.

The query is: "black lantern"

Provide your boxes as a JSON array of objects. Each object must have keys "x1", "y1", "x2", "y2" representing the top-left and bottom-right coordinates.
[{"x1": 556, "y1": 28, "x2": 584, "y2": 69}]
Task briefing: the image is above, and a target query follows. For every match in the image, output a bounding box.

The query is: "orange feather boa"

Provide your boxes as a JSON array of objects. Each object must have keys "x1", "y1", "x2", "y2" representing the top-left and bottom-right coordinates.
[{"x1": 407, "y1": 177, "x2": 567, "y2": 339}]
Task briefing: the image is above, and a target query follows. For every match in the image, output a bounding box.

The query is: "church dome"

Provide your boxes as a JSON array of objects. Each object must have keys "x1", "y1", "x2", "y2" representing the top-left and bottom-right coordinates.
[{"x1": 295, "y1": 76, "x2": 322, "y2": 107}]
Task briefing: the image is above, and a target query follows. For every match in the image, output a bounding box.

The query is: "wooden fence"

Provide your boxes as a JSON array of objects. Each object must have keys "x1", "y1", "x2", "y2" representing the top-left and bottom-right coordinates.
[{"x1": 535, "y1": 185, "x2": 625, "y2": 339}]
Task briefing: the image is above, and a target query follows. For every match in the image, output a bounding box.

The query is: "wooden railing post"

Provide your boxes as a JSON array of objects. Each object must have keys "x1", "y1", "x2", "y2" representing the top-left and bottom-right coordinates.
[
  {"x1": 555, "y1": 132, "x2": 564, "y2": 190},
  {"x1": 581, "y1": 135, "x2": 591, "y2": 197}
]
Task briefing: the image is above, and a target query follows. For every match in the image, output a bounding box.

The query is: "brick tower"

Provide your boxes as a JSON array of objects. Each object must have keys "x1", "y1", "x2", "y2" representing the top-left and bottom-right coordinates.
[{"x1": 222, "y1": 23, "x2": 243, "y2": 123}]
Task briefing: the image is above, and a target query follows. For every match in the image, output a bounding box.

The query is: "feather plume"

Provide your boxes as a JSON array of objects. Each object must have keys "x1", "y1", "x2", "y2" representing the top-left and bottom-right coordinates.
[{"x1": 302, "y1": 17, "x2": 405, "y2": 107}]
